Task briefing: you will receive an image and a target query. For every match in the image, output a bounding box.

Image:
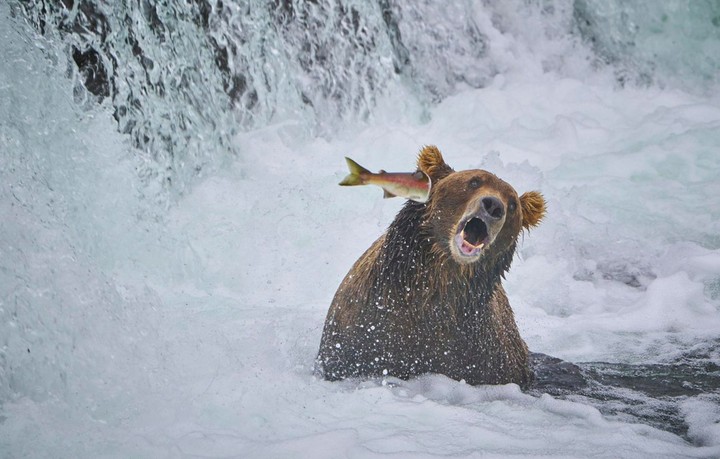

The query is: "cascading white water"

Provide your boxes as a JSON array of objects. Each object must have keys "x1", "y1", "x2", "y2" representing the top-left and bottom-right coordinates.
[
  {"x1": 11, "y1": 0, "x2": 719, "y2": 197},
  {"x1": 7, "y1": 0, "x2": 591, "y2": 198},
  {"x1": 2, "y1": 0, "x2": 720, "y2": 456},
  {"x1": 574, "y1": 0, "x2": 720, "y2": 89}
]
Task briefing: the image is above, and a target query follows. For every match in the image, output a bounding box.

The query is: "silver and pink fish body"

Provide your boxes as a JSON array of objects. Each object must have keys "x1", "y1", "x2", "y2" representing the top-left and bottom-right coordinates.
[{"x1": 339, "y1": 157, "x2": 431, "y2": 203}]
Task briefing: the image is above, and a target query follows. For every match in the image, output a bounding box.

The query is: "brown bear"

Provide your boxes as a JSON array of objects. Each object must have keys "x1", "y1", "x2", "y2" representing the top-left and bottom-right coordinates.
[{"x1": 316, "y1": 146, "x2": 546, "y2": 387}]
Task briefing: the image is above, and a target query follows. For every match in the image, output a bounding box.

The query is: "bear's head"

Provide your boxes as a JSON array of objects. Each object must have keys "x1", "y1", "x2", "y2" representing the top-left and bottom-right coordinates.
[{"x1": 418, "y1": 145, "x2": 546, "y2": 265}]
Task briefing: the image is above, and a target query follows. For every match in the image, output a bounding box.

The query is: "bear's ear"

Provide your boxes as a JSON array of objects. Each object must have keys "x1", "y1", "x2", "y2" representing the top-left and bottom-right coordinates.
[
  {"x1": 417, "y1": 145, "x2": 454, "y2": 182},
  {"x1": 519, "y1": 191, "x2": 546, "y2": 230}
]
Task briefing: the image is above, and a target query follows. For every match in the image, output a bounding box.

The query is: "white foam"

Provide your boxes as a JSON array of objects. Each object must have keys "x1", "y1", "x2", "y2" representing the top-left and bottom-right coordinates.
[{"x1": 2, "y1": 1, "x2": 720, "y2": 457}]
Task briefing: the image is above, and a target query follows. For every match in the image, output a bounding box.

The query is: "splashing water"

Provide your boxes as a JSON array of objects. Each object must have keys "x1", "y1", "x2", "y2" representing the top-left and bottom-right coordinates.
[{"x1": 2, "y1": 0, "x2": 720, "y2": 457}]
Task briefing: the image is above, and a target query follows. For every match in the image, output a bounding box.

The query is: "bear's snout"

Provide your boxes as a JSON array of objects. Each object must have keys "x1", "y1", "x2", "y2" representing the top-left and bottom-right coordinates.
[
  {"x1": 482, "y1": 196, "x2": 505, "y2": 220},
  {"x1": 448, "y1": 194, "x2": 510, "y2": 264}
]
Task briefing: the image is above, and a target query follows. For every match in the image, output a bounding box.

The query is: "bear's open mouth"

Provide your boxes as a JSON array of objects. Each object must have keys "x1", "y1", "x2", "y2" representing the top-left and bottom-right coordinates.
[{"x1": 454, "y1": 216, "x2": 489, "y2": 257}]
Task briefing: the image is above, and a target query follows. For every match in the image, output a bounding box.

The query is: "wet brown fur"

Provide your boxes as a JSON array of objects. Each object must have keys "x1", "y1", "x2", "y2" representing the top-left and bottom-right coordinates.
[{"x1": 316, "y1": 146, "x2": 546, "y2": 387}]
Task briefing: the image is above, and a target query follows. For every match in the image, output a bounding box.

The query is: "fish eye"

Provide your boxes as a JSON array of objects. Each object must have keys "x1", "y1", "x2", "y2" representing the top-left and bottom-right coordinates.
[
  {"x1": 468, "y1": 177, "x2": 482, "y2": 189},
  {"x1": 508, "y1": 200, "x2": 517, "y2": 212}
]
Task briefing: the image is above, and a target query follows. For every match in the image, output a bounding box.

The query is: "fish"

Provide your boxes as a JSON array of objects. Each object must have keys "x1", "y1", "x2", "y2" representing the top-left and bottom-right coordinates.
[{"x1": 339, "y1": 157, "x2": 431, "y2": 203}]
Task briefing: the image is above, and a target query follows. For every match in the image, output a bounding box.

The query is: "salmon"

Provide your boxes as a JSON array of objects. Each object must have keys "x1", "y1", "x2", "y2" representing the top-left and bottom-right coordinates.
[{"x1": 339, "y1": 157, "x2": 431, "y2": 203}]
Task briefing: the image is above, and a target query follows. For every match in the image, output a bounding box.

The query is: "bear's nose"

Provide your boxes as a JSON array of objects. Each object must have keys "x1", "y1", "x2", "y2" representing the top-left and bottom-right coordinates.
[{"x1": 482, "y1": 197, "x2": 505, "y2": 220}]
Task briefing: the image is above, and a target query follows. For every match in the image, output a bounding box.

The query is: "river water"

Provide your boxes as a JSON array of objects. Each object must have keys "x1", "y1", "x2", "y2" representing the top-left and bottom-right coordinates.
[{"x1": 2, "y1": 1, "x2": 720, "y2": 457}]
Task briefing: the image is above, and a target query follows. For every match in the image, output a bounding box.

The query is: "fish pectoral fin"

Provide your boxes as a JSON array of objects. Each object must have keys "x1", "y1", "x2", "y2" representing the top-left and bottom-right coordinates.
[{"x1": 382, "y1": 189, "x2": 397, "y2": 199}]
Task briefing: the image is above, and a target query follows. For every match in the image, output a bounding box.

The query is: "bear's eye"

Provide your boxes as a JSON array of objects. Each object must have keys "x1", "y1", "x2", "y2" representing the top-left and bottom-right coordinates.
[
  {"x1": 468, "y1": 178, "x2": 482, "y2": 189},
  {"x1": 508, "y1": 200, "x2": 517, "y2": 213}
]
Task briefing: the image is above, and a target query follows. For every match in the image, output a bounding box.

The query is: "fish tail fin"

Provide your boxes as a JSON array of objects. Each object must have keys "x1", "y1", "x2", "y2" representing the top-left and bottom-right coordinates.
[
  {"x1": 382, "y1": 189, "x2": 397, "y2": 199},
  {"x1": 339, "y1": 157, "x2": 370, "y2": 186}
]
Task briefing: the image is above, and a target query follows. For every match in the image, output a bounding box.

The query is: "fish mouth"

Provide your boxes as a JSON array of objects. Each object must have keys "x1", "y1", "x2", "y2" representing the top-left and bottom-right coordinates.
[{"x1": 452, "y1": 215, "x2": 491, "y2": 260}]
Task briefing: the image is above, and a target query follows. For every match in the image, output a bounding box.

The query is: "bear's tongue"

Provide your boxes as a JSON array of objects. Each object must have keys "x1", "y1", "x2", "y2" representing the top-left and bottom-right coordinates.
[{"x1": 460, "y1": 238, "x2": 484, "y2": 255}]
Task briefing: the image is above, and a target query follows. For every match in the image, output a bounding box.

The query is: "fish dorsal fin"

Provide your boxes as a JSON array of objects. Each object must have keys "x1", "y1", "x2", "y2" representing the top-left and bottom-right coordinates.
[
  {"x1": 383, "y1": 189, "x2": 396, "y2": 199},
  {"x1": 378, "y1": 169, "x2": 386, "y2": 174}
]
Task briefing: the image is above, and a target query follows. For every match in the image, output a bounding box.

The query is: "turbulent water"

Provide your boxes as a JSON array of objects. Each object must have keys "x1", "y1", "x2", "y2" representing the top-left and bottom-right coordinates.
[{"x1": 2, "y1": 0, "x2": 720, "y2": 457}]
